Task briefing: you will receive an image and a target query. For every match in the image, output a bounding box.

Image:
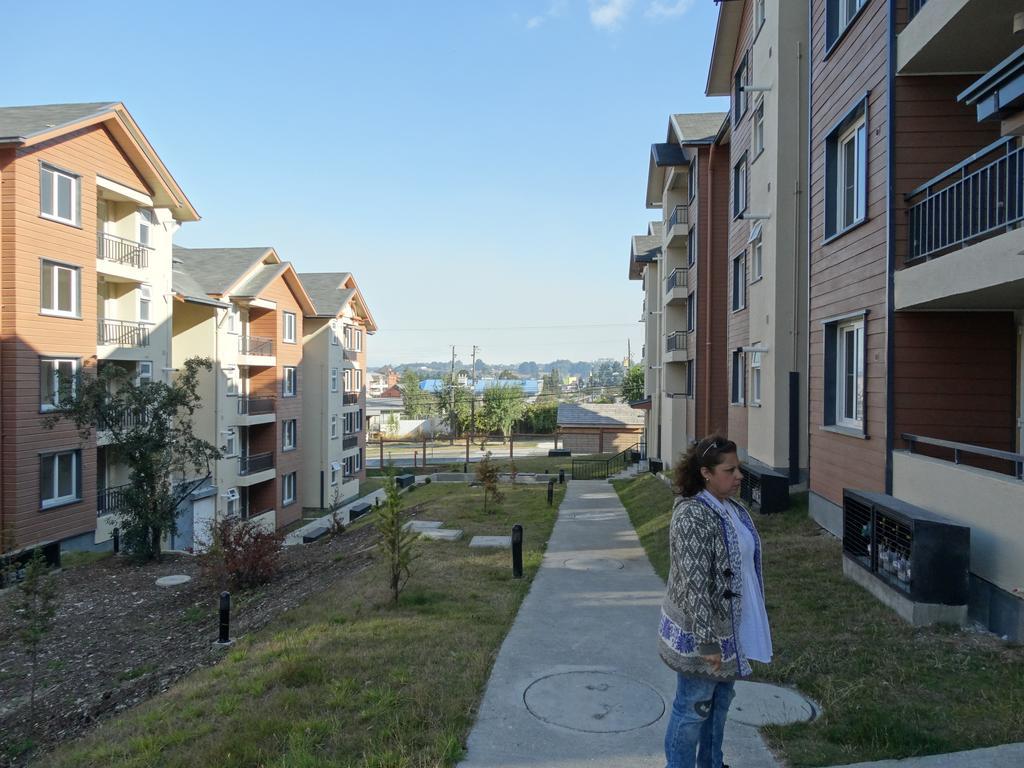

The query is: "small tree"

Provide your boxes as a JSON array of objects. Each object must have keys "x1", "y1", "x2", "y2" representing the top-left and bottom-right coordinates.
[
  {"x1": 622, "y1": 364, "x2": 645, "y2": 402},
  {"x1": 476, "y1": 451, "x2": 504, "y2": 514},
  {"x1": 480, "y1": 385, "x2": 525, "y2": 444},
  {"x1": 10, "y1": 550, "x2": 59, "y2": 731},
  {"x1": 47, "y1": 357, "x2": 221, "y2": 561},
  {"x1": 375, "y1": 471, "x2": 418, "y2": 604},
  {"x1": 400, "y1": 369, "x2": 432, "y2": 419},
  {"x1": 435, "y1": 376, "x2": 472, "y2": 444},
  {"x1": 200, "y1": 517, "x2": 284, "y2": 590}
]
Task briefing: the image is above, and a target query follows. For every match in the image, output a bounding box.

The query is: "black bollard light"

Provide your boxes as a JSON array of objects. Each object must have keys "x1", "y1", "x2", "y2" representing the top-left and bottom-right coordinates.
[
  {"x1": 511, "y1": 524, "x2": 523, "y2": 579},
  {"x1": 112, "y1": 527, "x2": 120, "y2": 554},
  {"x1": 219, "y1": 591, "x2": 231, "y2": 644},
  {"x1": 558, "y1": 468, "x2": 565, "y2": 485},
  {"x1": 547, "y1": 479, "x2": 554, "y2": 506}
]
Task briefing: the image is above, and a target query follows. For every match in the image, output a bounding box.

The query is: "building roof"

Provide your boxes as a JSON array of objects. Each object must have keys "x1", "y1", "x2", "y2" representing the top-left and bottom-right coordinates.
[
  {"x1": 706, "y1": 1, "x2": 744, "y2": 96},
  {"x1": 646, "y1": 113, "x2": 725, "y2": 209},
  {"x1": 295, "y1": 272, "x2": 354, "y2": 316},
  {"x1": 0, "y1": 102, "x2": 116, "y2": 143},
  {"x1": 556, "y1": 403, "x2": 645, "y2": 428},
  {"x1": 171, "y1": 262, "x2": 231, "y2": 308},
  {"x1": 629, "y1": 227, "x2": 663, "y2": 280},
  {"x1": 231, "y1": 263, "x2": 287, "y2": 298},
  {"x1": 651, "y1": 142, "x2": 690, "y2": 167},
  {"x1": 670, "y1": 113, "x2": 728, "y2": 145},
  {"x1": 173, "y1": 246, "x2": 273, "y2": 295}
]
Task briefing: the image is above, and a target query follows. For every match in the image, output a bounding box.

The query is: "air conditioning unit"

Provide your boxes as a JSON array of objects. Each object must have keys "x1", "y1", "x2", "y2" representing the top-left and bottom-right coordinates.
[
  {"x1": 739, "y1": 462, "x2": 790, "y2": 514},
  {"x1": 223, "y1": 488, "x2": 240, "y2": 502},
  {"x1": 842, "y1": 489, "x2": 970, "y2": 626}
]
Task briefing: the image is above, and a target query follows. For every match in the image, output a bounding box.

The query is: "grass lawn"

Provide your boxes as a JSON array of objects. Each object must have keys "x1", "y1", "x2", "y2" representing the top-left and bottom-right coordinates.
[
  {"x1": 42, "y1": 482, "x2": 564, "y2": 768},
  {"x1": 612, "y1": 475, "x2": 1024, "y2": 767}
]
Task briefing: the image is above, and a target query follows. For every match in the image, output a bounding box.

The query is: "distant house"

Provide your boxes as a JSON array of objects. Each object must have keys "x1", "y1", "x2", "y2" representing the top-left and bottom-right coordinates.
[{"x1": 556, "y1": 403, "x2": 645, "y2": 455}]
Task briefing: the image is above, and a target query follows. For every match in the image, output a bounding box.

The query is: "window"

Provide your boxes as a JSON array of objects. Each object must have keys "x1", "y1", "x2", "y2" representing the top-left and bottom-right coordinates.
[
  {"x1": 224, "y1": 429, "x2": 238, "y2": 457},
  {"x1": 137, "y1": 209, "x2": 153, "y2": 246},
  {"x1": 687, "y1": 157, "x2": 697, "y2": 202},
  {"x1": 227, "y1": 370, "x2": 240, "y2": 396},
  {"x1": 824, "y1": 313, "x2": 867, "y2": 433},
  {"x1": 684, "y1": 361, "x2": 694, "y2": 397},
  {"x1": 344, "y1": 411, "x2": 354, "y2": 434},
  {"x1": 356, "y1": 409, "x2": 364, "y2": 432},
  {"x1": 344, "y1": 456, "x2": 354, "y2": 477},
  {"x1": 753, "y1": 100, "x2": 765, "y2": 158},
  {"x1": 732, "y1": 252, "x2": 747, "y2": 311},
  {"x1": 827, "y1": 0, "x2": 868, "y2": 50},
  {"x1": 354, "y1": 369, "x2": 362, "y2": 391},
  {"x1": 40, "y1": 450, "x2": 79, "y2": 508},
  {"x1": 282, "y1": 472, "x2": 296, "y2": 505},
  {"x1": 225, "y1": 487, "x2": 239, "y2": 517},
  {"x1": 283, "y1": 366, "x2": 297, "y2": 397},
  {"x1": 39, "y1": 163, "x2": 80, "y2": 226},
  {"x1": 755, "y1": 0, "x2": 766, "y2": 31},
  {"x1": 733, "y1": 153, "x2": 748, "y2": 218},
  {"x1": 734, "y1": 53, "x2": 749, "y2": 122},
  {"x1": 138, "y1": 284, "x2": 152, "y2": 323},
  {"x1": 731, "y1": 350, "x2": 746, "y2": 405},
  {"x1": 136, "y1": 361, "x2": 153, "y2": 385},
  {"x1": 283, "y1": 312, "x2": 296, "y2": 343},
  {"x1": 226, "y1": 306, "x2": 240, "y2": 334},
  {"x1": 40, "y1": 358, "x2": 78, "y2": 411},
  {"x1": 330, "y1": 461, "x2": 341, "y2": 485},
  {"x1": 343, "y1": 369, "x2": 352, "y2": 392},
  {"x1": 331, "y1": 321, "x2": 339, "y2": 345},
  {"x1": 687, "y1": 291, "x2": 696, "y2": 332},
  {"x1": 40, "y1": 260, "x2": 80, "y2": 317},
  {"x1": 749, "y1": 223, "x2": 764, "y2": 280},
  {"x1": 354, "y1": 329, "x2": 362, "y2": 352},
  {"x1": 687, "y1": 225, "x2": 696, "y2": 267},
  {"x1": 354, "y1": 451, "x2": 362, "y2": 471},
  {"x1": 330, "y1": 414, "x2": 338, "y2": 439},
  {"x1": 750, "y1": 351, "x2": 762, "y2": 405},
  {"x1": 330, "y1": 368, "x2": 339, "y2": 393},
  {"x1": 282, "y1": 419, "x2": 297, "y2": 451},
  {"x1": 825, "y1": 99, "x2": 868, "y2": 238}
]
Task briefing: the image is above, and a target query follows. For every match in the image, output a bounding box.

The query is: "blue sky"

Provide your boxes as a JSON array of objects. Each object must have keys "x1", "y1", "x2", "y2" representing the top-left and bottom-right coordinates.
[{"x1": 7, "y1": 0, "x2": 725, "y2": 367}]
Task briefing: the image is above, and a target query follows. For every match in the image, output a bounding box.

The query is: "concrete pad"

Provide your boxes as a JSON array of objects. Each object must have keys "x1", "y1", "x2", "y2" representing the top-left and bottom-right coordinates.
[
  {"x1": 402, "y1": 520, "x2": 443, "y2": 532},
  {"x1": 825, "y1": 742, "x2": 1024, "y2": 768},
  {"x1": 470, "y1": 536, "x2": 512, "y2": 548},
  {"x1": 523, "y1": 670, "x2": 665, "y2": 733},
  {"x1": 418, "y1": 528, "x2": 463, "y2": 542},
  {"x1": 155, "y1": 575, "x2": 191, "y2": 587},
  {"x1": 730, "y1": 681, "x2": 819, "y2": 726},
  {"x1": 562, "y1": 556, "x2": 624, "y2": 571}
]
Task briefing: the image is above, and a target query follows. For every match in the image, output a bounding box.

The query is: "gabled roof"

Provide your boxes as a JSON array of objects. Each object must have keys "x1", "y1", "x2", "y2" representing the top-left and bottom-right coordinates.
[
  {"x1": 645, "y1": 113, "x2": 725, "y2": 208},
  {"x1": 629, "y1": 224, "x2": 663, "y2": 280},
  {"x1": 296, "y1": 271, "x2": 378, "y2": 332},
  {"x1": 670, "y1": 113, "x2": 727, "y2": 145},
  {"x1": 171, "y1": 261, "x2": 231, "y2": 309},
  {"x1": 706, "y1": 1, "x2": 744, "y2": 96},
  {"x1": 0, "y1": 101, "x2": 199, "y2": 221},
  {"x1": 556, "y1": 403, "x2": 645, "y2": 428},
  {"x1": 173, "y1": 247, "x2": 273, "y2": 295}
]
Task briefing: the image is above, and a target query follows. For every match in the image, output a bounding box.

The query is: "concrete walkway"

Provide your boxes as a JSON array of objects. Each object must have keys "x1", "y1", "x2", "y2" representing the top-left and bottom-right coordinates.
[
  {"x1": 458, "y1": 480, "x2": 780, "y2": 768},
  {"x1": 823, "y1": 743, "x2": 1024, "y2": 768}
]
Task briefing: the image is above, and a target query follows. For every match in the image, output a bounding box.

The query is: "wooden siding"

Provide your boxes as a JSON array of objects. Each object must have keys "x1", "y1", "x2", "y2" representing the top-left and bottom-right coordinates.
[
  {"x1": 808, "y1": 0, "x2": 890, "y2": 507},
  {"x1": 1, "y1": 126, "x2": 154, "y2": 549},
  {"x1": 704, "y1": 143, "x2": 730, "y2": 439}
]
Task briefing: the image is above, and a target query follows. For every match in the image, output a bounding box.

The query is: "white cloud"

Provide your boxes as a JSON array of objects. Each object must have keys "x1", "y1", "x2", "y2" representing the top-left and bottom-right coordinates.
[
  {"x1": 589, "y1": 0, "x2": 634, "y2": 29},
  {"x1": 645, "y1": 0, "x2": 694, "y2": 18},
  {"x1": 526, "y1": 15, "x2": 545, "y2": 28},
  {"x1": 526, "y1": 0, "x2": 568, "y2": 29}
]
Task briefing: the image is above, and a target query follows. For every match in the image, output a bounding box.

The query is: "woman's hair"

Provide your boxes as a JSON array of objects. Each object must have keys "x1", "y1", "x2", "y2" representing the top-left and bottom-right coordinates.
[{"x1": 673, "y1": 434, "x2": 738, "y2": 497}]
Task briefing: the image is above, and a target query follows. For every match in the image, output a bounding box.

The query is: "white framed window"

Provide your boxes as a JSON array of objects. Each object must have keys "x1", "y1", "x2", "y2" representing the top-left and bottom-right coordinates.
[
  {"x1": 224, "y1": 429, "x2": 238, "y2": 457},
  {"x1": 750, "y1": 351, "x2": 762, "y2": 405},
  {"x1": 40, "y1": 259, "x2": 80, "y2": 317},
  {"x1": 282, "y1": 419, "x2": 297, "y2": 451},
  {"x1": 136, "y1": 361, "x2": 153, "y2": 385},
  {"x1": 734, "y1": 53, "x2": 749, "y2": 122},
  {"x1": 732, "y1": 252, "x2": 747, "y2": 311},
  {"x1": 39, "y1": 163, "x2": 80, "y2": 226},
  {"x1": 826, "y1": 99, "x2": 868, "y2": 238},
  {"x1": 227, "y1": 370, "x2": 240, "y2": 397},
  {"x1": 355, "y1": 329, "x2": 362, "y2": 352},
  {"x1": 733, "y1": 153, "x2": 748, "y2": 218},
  {"x1": 225, "y1": 487, "x2": 240, "y2": 517},
  {"x1": 687, "y1": 157, "x2": 697, "y2": 202},
  {"x1": 283, "y1": 312, "x2": 296, "y2": 343},
  {"x1": 344, "y1": 411, "x2": 354, "y2": 434},
  {"x1": 827, "y1": 0, "x2": 868, "y2": 49},
  {"x1": 40, "y1": 450, "x2": 79, "y2": 508},
  {"x1": 283, "y1": 366, "x2": 297, "y2": 397},
  {"x1": 330, "y1": 461, "x2": 341, "y2": 485},
  {"x1": 753, "y1": 100, "x2": 765, "y2": 158},
  {"x1": 755, "y1": 0, "x2": 766, "y2": 31},
  {"x1": 687, "y1": 291, "x2": 696, "y2": 332},
  {"x1": 354, "y1": 451, "x2": 362, "y2": 471},
  {"x1": 282, "y1": 472, "x2": 296, "y2": 505},
  {"x1": 344, "y1": 456, "x2": 354, "y2": 477},
  {"x1": 138, "y1": 284, "x2": 152, "y2": 323},
  {"x1": 330, "y1": 414, "x2": 338, "y2": 439},
  {"x1": 749, "y1": 223, "x2": 764, "y2": 280},
  {"x1": 330, "y1": 368, "x2": 339, "y2": 393},
  {"x1": 731, "y1": 350, "x2": 746, "y2": 405},
  {"x1": 331, "y1": 321, "x2": 339, "y2": 345},
  {"x1": 354, "y1": 369, "x2": 362, "y2": 391},
  {"x1": 355, "y1": 409, "x2": 363, "y2": 432},
  {"x1": 137, "y1": 209, "x2": 153, "y2": 246},
  {"x1": 836, "y1": 318, "x2": 865, "y2": 429},
  {"x1": 226, "y1": 306, "x2": 241, "y2": 334},
  {"x1": 40, "y1": 357, "x2": 78, "y2": 411},
  {"x1": 343, "y1": 369, "x2": 352, "y2": 392}
]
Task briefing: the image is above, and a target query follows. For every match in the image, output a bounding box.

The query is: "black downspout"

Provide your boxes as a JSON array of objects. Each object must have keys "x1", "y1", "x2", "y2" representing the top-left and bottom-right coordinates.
[{"x1": 885, "y1": 0, "x2": 897, "y2": 495}]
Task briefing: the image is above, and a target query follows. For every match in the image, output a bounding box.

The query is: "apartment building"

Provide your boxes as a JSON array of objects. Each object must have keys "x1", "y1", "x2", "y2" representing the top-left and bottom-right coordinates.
[
  {"x1": 707, "y1": 0, "x2": 809, "y2": 482},
  {"x1": 634, "y1": 113, "x2": 729, "y2": 470},
  {"x1": 172, "y1": 247, "x2": 315, "y2": 538},
  {"x1": 0, "y1": 102, "x2": 198, "y2": 554},
  {"x1": 629, "y1": 221, "x2": 662, "y2": 460},
  {"x1": 808, "y1": 0, "x2": 1024, "y2": 638},
  {"x1": 296, "y1": 272, "x2": 377, "y2": 512}
]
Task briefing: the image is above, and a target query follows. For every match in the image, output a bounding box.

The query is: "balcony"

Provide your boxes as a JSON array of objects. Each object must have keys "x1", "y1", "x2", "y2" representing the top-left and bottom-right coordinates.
[
  {"x1": 98, "y1": 319, "x2": 150, "y2": 348},
  {"x1": 96, "y1": 232, "x2": 152, "y2": 275},
  {"x1": 664, "y1": 205, "x2": 689, "y2": 247},
  {"x1": 96, "y1": 408, "x2": 148, "y2": 446},
  {"x1": 664, "y1": 267, "x2": 688, "y2": 306},
  {"x1": 237, "y1": 451, "x2": 275, "y2": 486},
  {"x1": 97, "y1": 483, "x2": 132, "y2": 517},
  {"x1": 238, "y1": 335, "x2": 275, "y2": 367},
  {"x1": 343, "y1": 349, "x2": 359, "y2": 362},
  {"x1": 343, "y1": 392, "x2": 360, "y2": 406},
  {"x1": 665, "y1": 331, "x2": 688, "y2": 363},
  {"x1": 343, "y1": 435, "x2": 359, "y2": 450},
  {"x1": 236, "y1": 396, "x2": 276, "y2": 426},
  {"x1": 897, "y1": 137, "x2": 1024, "y2": 310},
  {"x1": 898, "y1": 0, "x2": 1020, "y2": 75}
]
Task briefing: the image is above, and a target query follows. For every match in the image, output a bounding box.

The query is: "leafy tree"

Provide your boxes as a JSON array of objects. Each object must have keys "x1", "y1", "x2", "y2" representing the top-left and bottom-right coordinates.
[
  {"x1": 376, "y1": 470, "x2": 418, "y2": 604},
  {"x1": 622, "y1": 364, "x2": 645, "y2": 402},
  {"x1": 46, "y1": 357, "x2": 220, "y2": 561},
  {"x1": 475, "y1": 451, "x2": 503, "y2": 514},
  {"x1": 400, "y1": 369, "x2": 432, "y2": 419},
  {"x1": 498, "y1": 369, "x2": 517, "y2": 380},
  {"x1": 434, "y1": 376, "x2": 472, "y2": 441},
  {"x1": 480, "y1": 385, "x2": 525, "y2": 443},
  {"x1": 542, "y1": 368, "x2": 562, "y2": 395},
  {"x1": 516, "y1": 401, "x2": 558, "y2": 434},
  {"x1": 9, "y1": 550, "x2": 59, "y2": 730}
]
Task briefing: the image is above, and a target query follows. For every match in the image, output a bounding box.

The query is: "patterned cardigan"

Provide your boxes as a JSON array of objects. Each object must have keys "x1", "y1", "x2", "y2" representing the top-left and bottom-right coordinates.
[{"x1": 658, "y1": 493, "x2": 763, "y2": 680}]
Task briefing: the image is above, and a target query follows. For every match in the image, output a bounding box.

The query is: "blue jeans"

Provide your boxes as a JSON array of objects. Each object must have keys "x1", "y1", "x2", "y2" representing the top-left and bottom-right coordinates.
[{"x1": 664, "y1": 672, "x2": 735, "y2": 768}]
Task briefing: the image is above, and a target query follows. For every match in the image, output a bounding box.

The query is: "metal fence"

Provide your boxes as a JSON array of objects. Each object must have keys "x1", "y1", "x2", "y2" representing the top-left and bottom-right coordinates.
[{"x1": 97, "y1": 319, "x2": 150, "y2": 347}]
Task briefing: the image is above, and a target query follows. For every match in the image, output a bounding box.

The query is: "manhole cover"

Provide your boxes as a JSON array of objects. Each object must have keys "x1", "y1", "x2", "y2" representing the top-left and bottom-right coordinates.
[
  {"x1": 524, "y1": 671, "x2": 664, "y2": 733},
  {"x1": 565, "y1": 512, "x2": 620, "y2": 522},
  {"x1": 563, "y1": 557, "x2": 624, "y2": 571},
  {"x1": 155, "y1": 575, "x2": 191, "y2": 587},
  {"x1": 729, "y1": 681, "x2": 819, "y2": 726}
]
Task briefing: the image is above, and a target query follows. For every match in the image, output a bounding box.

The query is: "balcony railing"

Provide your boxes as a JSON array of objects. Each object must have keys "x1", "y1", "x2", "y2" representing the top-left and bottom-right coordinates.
[
  {"x1": 667, "y1": 205, "x2": 688, "y2": 231},
  {"x1": 908, "y1": 0, "x2": 928, "y2": 22},
  {"x1": 906, "y1": 137, "x2": 1024, "y2": 263},
  {"x1": 666, "y1": 332, "x2": 688, "y2": 353},
  {"x1": 99, "y1": 408, "x2": 148, "y2": 433},
  {"x1": 98, "y1": 319, "x2": 150, "y2": 347},
  {"x1": 96, "y1": 232, "x2": 152, "y2": 270},
  {"x1": 239, "y1": 452, "x2": 275, "y2": 476},
  {"x1": 236, "y1": 396, "x2": 275, "y2": 416},
  {"x1": 343, "y1": 435, "x2": 359, "y2": 450},
  {"x1": 664, "y1": 268, "x2": 687, "y2": 292},
  {"x1": 343, "y1": 392, "x2": 360, "y2": 405},
  {"x1": 902, "y1": 433, "x2": 1023, "y2": 480},
  {"x1": 343, "y1": 349, "x2": 359, "y2": 361},
  {"x1": 97, "y1": 483, "x2": 132, "y2": 517},
  {"x1": 238, "y1": 335, "x2": 274, "y2": 357}
]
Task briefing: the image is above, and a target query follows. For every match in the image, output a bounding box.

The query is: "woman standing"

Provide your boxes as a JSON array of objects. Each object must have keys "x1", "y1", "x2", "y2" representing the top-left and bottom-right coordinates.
[{"x1": 659, "y1": 435, "x2": 773, "y2": 768}]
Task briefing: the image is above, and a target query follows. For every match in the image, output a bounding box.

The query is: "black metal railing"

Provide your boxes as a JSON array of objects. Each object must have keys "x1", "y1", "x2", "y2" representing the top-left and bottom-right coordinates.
[
  {"x1": 97, "y1": 319, "x2": 150, "y2": 347},
  {"x1": 239, "y1": 452, "x2": 274, "y2": 476},
  {"x1": 664, "y1": 268, "x2": 687, "y2": 293},
  {"x1": 97, "y1": 483, "x2": 132, "y2": 517},
  {"x1": 237, "y1": 396, "x2": 275, "y2": 416},
  {"x1": 902, "y1": 433, "x2": 1023, "y2": 480},
  {"x1": 343, "y1": 392, "x2": 360, "y2": 405},
  {"x1": 666, "y1": 332, "x2": 687, "y2": 353},
  {"x1": 667, "y1": 204, "x2": 688, "y2": 233},
  {"x1": 238, "y1": 335, "x2": 274, "y2": 356},
  {"x1": 343, "y1": 435, "x2": 359, "y2": 450},
  {"x1": 343, "y1": 349, "x2": 359, "y2": 361},
  {"x1": 96, "y1": 232, "x2": 152, "y2": 269},
  {"x1": 571, "y1": 443, "x2": 642, "y2": 480},
  {"x1": 98, "y1": 408, "x2": 148, "y2": 433},
  {"x1": 906, "y1": 137, "x2": 1024, "y2": 263},
  {"x1": 908, "y1": 0, "x2": 928, "y2": 22}
]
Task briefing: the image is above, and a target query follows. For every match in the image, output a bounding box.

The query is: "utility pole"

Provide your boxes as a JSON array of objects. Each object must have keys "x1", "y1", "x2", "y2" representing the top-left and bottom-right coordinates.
[
  {"x1": 449, "y1": 345, "x2": 456, "y2": 445},
  {"x1": 470, "y1": 345, "x2": 479, "y2": 452},
  {"x1": 627, "y1": 338, "x2": 632, "y2": 368}
]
